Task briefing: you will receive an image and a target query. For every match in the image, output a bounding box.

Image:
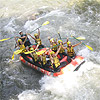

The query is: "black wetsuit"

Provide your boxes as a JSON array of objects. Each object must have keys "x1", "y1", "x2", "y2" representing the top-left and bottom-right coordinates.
[{"x1": 21, "y1": 34, "x2": 31, "y2": 47}]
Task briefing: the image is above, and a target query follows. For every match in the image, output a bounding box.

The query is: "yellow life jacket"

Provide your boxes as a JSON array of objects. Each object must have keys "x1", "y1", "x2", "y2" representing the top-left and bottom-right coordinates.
[
  {"x1": 53, "y1": 56, "x2": 60, "y2": 68},
  {"x1": 19, "y1": 44, "x2": 26, "y2": 53},
  {"x1": 36, "y1": 38, "x2": 42, "y2": 45},
  {"x1": 59, "y1": 45, "x2": 65, "y2": 53},
  {"x1": 67, "y1": 46, "x2": 75, "y2": 57},
  {"x1": 33, "y1": 52, "x2": 38, "y2": 62},
  {"x1": 42, "y1": 55, "x2": 47, "y2": 65},
  {"x1": 51, "y1": 43, "x2": 57, "y2": 51},
  {"x1": 18, "y1": 39, "x2": 26, "y2": 53}
]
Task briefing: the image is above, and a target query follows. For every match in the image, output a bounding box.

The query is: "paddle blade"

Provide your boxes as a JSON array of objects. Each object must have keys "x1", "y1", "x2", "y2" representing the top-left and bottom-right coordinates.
[
  {"x1": 42, "y1": 21, "x2": 50, "y2": 26},
  {"x1": 12, "y1": 53, "x2": 15, "y2": 60},
  {"x1": 86, "y1": 45, "x2": 93, "y2": 51},
  {"x1": 0, "y1": 38, "x2": 10, "y2": 41},
  {"x1": 24, "y1": 51, "x2": 33, "y2": 54},
  {"x1": 76, "y1": 37, "x2": 85, "y2": 40},
  {"x1": 14, "y1": 49, "x2": 23, "y2": 55},
  {"x1": 36, "y1": 50, "x2": 46, "y2": 55}
]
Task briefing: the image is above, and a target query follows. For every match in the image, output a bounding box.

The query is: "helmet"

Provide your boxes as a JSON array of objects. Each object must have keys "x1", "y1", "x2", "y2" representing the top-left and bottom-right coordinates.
[
  {"x1": 34, "y1": 33, "x2": 38, "y2": 36},
  {"x1": 58, "y1": 40, "x2": 63, "y2": 44},
  {"x1": 50, "y1": 38, "x2": 54, "y2": 42},
  {"x1": 19, "y1": 31, "x2": 23, "y2": 34},
  {"x1": 50, "y1": 51, "x2": 55, "y2": 55},
  {"x1": 18, "y1": 39, "x2": 22, "y2": 42},
  {"x1": 67, "y1": 41, "x2": 71, "y2": 45},
  {"x1": 30, "y1": 47, "x2": 34, "y2": 51}
]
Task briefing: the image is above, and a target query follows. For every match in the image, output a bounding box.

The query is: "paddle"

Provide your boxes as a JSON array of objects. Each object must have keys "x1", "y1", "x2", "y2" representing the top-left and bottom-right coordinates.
[
  {"x1": 24, "y1": 44, "x2": 60, "y2": 55},
  {"x1": 12, "y1": 48, "x2": 16, "y2": 60},
  {"x1": 13, "y1": 43, "x2": 38, "y2": 55},
  {"x1": 58, "y1": 32, "x2": 62, "y2": 40},
  {"x1": 58, "y1": 37, "x2": 85, "y2": 40},
  {"x1": 0, "y1": 21, "x2": 50, "y2": 42},
  {"x1": 72, "y1": 35, "x2": 93, "y2": 51},
  {"x1": 30, "y1": 21, "x2": 50, "y2": 34},
  {"x1": 0, "y1": 37, "x2": 14, "y2": 42},
  {"x1": 14, "y1": 49, "x2": 23, "y2": 55}
]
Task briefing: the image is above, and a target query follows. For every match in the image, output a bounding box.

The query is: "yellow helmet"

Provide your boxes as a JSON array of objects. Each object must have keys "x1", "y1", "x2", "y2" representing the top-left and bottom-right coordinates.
[
  {"x1": 18, "y1": 39, "x2": 22, "y2": 42},
  {"x1": 50, "y1": 51, "x2": 55, "y2": 55},
  {"x1": 50, "y1": 38, "x2": 54, "y2": 42},
  {"x1": 30, "y1": 47, "x2": 34, "y2": 51},
  {"x1": 67, "y1": 41, "x2": 71, "y2": 45},
  {"x1": 34, "y1": 33, "x2": 38, "y2": 36},
  {"x1": 58, "y1": 40, "x2": 63, "y2": 44}
]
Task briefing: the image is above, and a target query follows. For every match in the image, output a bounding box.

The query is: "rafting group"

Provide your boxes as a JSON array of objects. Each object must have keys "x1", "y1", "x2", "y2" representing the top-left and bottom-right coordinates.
[{"x1": 14, "y1": 27, "x2": 82, "y2": 72}]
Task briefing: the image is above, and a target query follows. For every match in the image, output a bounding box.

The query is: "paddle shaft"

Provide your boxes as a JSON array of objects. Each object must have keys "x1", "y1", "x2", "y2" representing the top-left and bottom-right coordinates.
[
  {"x1": 72, "y1": 36, "x2": 85, "y2": 45},
  {"x1": 58, "y1": 32, "x2": 62, "y2": 40}
]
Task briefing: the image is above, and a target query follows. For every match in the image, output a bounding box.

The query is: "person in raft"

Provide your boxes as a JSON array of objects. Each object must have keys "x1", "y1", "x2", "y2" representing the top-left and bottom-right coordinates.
[
  {"x1": 48, "y1": 37, "x2": 58, "y2": 52},
  {"x1": 61, "y1": 41, "x2": 82, "y2": 63},
  {"x1": 49, "y1": 46, "x2": 62, "y2": 72},
  {"x1": 14, "y1": 38, "x2": 26, "y2": 53},
  {"x1": 57, "y1": 38, "x2": 69, "y2": 60},
  {"x1": 15, "y1": 31, "x2": 31, "y2": 51},
  {"x1": 28, "y1": 28, "x2": 45, "y2": 49},
  {"x1": 39, "y1": 49, "x2": 51, "y2": 69},
  {"x1": 29, "y1": 47, "x2": 40, "y2": 65}
]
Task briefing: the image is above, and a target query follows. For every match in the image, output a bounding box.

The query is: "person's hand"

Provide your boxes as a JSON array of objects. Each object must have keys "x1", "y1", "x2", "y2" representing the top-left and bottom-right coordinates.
[
  {"x1": 48, "y1": 36, "x2": 50, "y2": 40},
  {"x1": 67, "y1": 37, "x2": 69, "y2": 41}
]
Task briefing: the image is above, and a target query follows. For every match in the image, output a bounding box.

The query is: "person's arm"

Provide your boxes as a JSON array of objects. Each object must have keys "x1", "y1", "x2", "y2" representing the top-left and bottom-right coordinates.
[
  {"x1": 55, "y1": 45, "x2": 61, "y2": 56},
  {"x1": 60, "y1": 44, "x2": 67, "y2": 49},
  {"x1": 15, "y1": 37, "x2": 19, "y2": 47},
  {"x1": 23, "y1": 35, "x2": 27, "y2": 45},
  {"x1": 20, "y1": 35, "x2": 26, "y2": 39},
  {"x1": 49, "y1": 53, "x2": 53, "y2": 64},
  {"x1": 48, "y1": 36, "x2": 51, "y2": 43},
  {"x1": 72, "y1": 41, "x2": 82, "y2": 47},
  {"x1": 38, "y1": 28, "x2": 40, "y2": 37},
  {"x1": 35, "y1": 44, "x2": 39, "y2": 50},
  {"x1": 39, "y1": 55, "x2": 42, "y2": 61},
  {"x1": 55, "y1": 38, "x2": 58, "y2": 45},
  {"x1": 28, "y1": 33, "x2": 36, "y2": 40},
  {"x1": 63, "y1": 38, "x2": 69, "y2": 44}
]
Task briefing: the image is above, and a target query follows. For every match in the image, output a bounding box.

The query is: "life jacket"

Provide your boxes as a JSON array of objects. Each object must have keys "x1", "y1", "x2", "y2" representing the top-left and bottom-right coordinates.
[
  {"x1": 51, "y1": 43, "x2": 57, "y2": 51},
  {"x1": 67, "y1": 46, "x2": 75, "y2": 57},
  {"x1": 53, "y1": 56, "x2": 60, "y2": 68},
  {"x1": 18, "y1": 39, "x2": 26, "y2": 53},
  {"x1": 35, "y1": 38, "x2": 42, "y2": 45},
  {"x1": 32, "y1": 52, "x2": 38, "y2": 62},
  {"x1": 59, "y1": 45, "x2": 65, "y2": 53},
  {"x1": 42, "y1": 55, "x2": 47, "y2": 65},
  {"x1": 19, "y1": 45, "x2": 26, "y2": 53}
]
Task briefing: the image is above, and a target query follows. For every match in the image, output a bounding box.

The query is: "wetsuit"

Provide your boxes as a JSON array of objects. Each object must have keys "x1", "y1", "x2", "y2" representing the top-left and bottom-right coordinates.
[{"x1": 21, "y1": 34, "x2": 31, "y2": 47}]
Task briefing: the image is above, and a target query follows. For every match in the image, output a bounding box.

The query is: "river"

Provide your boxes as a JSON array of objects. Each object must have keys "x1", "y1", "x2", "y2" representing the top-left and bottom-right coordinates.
[{"x1": 0, "y1": 0, "x2": 100, "y2": 100}]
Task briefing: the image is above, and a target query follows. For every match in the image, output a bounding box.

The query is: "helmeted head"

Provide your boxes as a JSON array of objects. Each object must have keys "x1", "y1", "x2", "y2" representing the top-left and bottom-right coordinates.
[
  {"x1": 58, "y1": 40, "x2": 63, "y2": 44},
  {"x1": 67, "y1": 41, "x2": 71, "y2": 47},
  {"x1": 50, "y1": 51, "x2": 55, "y2": 56},
  {"x1": 30, "y1": 47, "x2": 34, "y2": 51},
  {"x1": 34, "y1": 33, "x2": 39, "y2": 39},
  {"x1": 50, "y1": 38, "x2": 54, "y2": 43},
  {"x1": 19, "y1": 31, "x2": 23, "y2": 35}
]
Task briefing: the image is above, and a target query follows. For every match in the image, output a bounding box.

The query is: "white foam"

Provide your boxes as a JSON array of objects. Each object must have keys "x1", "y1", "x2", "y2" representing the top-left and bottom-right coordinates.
[
  {"x1": 24, "y1": 20, "x2": 39, "y2": 32},
  {"x1": 18, "y1": 90, "x2": 38, "y2": 100}
]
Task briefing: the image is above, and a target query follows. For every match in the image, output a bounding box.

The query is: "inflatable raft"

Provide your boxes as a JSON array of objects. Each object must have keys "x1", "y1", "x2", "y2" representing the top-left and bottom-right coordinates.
[{"x1": 19, "y1": 47, "x2": 85, "y2": 77}]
